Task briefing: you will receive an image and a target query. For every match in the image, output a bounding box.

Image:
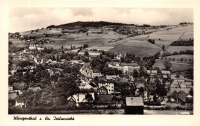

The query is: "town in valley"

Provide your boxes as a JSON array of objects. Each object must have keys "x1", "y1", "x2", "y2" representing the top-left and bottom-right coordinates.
[{"x1": 8, "y1": 15, "x2": 194, "y2": 114}]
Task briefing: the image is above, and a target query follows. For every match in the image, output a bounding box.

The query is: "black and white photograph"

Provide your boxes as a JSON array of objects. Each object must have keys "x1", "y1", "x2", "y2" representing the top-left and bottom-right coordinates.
[{"x1": 8, "y1": 7, "x2": 194, "y2": 115}]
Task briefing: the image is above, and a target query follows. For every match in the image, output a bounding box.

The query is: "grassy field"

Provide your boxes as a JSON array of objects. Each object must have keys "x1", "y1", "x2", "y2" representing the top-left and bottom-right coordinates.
[
  {"x1": 179, "y1": 31, "x2": 193, "y2": 41},
  {"x1": 126, "y1": 35, "x2": 149, "y2": 41},
  {"x1": 171, "y1": 62, "x2": 193, "y2": 72},
  {"x1": 87, "y1": 46, "x2": 114, "y2": 51},
  {"x1": 166, "y1": 54, "x2": 193, "y2": 60},
  {"x1": 166, "y1": 46, "x2": 193, "y2": 53},
  {"x1": 109, "y1": 45, "x2": 161, "y2": 57},
  {"x1": 12, "y1": 31, "x2": 127, "y2": 50},
  {"x1": 12, "y1": 24, "x2": 193, "y2": 57},
  {"x1": 148, "y1": 25, "x2": 193, "y2": 49},
  {"x1": 152, "y1": 59, "x2": 193, "y2": 71},
  {"x1": 9, "y1": 39, "x2": 26, "y2": 48}
]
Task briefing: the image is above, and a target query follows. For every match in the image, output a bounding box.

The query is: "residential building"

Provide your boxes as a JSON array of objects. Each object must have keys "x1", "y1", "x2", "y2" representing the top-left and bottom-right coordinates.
[
  {"x1": 28, "y1": 86, "x2": 41, "y2": 92},
  {"x1": 97, "y1": 86, "x2": 108, "y2": 95},
  {"x1": 170, "y1": 81, "x2": 192, "y2": 94},
  {"x1": 125, "y1": 97, "x2": 144, "y2": 114},
  {"x1": 68, "y1": 93, "x2": 95, "y2": 107},
  {"x1": 107, "y1": 62, "x2": 140, "y2": 74},
  {"x1": 80, "y1": 64, "x2": 102, "y2": 78},
  {"x1": 98, "y1": 81, "x2": 114, "y2": 95},
  {"x1": 8, "y1": 85, "x2": 13, "y2": 91}
]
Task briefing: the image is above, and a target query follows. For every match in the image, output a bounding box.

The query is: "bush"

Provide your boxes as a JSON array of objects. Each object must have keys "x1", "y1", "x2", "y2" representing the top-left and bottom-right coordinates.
[{"x1": 148, "y1": 39, "x2": 155, "y2": 44}]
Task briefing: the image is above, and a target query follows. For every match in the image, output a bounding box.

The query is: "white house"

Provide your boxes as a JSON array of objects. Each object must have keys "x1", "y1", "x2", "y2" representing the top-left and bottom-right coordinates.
[
  {"x1": 68, "y1": 93, "x2": 95, "y2": 107},
  {"x1": 98, "y1": 82, "x2": 114, "y2": 95}
]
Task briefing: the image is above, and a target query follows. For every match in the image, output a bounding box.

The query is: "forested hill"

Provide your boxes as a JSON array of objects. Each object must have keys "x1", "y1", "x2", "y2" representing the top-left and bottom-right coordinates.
[{"x1": 46, "y1": 21, "x2": 135, "y2": 29}]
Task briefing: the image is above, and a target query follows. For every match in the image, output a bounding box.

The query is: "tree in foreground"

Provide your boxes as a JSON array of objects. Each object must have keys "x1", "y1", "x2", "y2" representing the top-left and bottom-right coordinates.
[
  {"x1": 84, "y1": 51, "x2": 89, "y2": 57},
  {"x1": 163, "y1": 60, "x2": 172, "y2": 70}
]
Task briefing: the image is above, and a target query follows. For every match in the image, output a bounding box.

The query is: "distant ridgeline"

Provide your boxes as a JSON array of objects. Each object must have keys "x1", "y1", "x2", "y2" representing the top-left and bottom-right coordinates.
[{"x1": 46, "y1": 21, "x2": 136, "y2": 29}]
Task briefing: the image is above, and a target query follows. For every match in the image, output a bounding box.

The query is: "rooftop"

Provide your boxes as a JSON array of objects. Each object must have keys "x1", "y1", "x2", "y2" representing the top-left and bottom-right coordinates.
[{"x1": 126, "y1": 97, "x2": 144, "y2": 106}]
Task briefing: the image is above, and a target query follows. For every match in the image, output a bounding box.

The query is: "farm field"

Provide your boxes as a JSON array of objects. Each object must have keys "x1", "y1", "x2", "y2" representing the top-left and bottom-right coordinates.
[
  {"x1": 126, "y1": 35, "x2": 149, "y2": 41},
  {"x1": 166, "y1": 46, "x2": 193, "y2": 53},
  {"x1": 171, "y1": 62, "x2": 193, "y2": 72},
  {"x1": 87, "y1": 46, "x2": 114, "y2": 51},
  {"x1": 179, "y1": 31, "x2": 193, "y2": 41},
  {"x1": 13, "y1": 31, "x2": 127, "y2": 50},
  {"x1": 12, "y1": 24, "x2": 194, "y2": 58},
  {"x1": 166, "y1": 54, "x2": 193, "y2": 61},
  {"x1": 149, "y1": 25, "x2": 193, "y2": 49},
  {"x1": 106, "y1": 38, "x2": 161, "y2": 56},
  {"x1": 152, "y1": 60, "x2": 193, "y2": 71},
  {"x1": 109, "y1": 45, "x2": 161, "y2": 57},
  {"x1": 9, "y1": 39, "x2": 26, "y2": 48}
]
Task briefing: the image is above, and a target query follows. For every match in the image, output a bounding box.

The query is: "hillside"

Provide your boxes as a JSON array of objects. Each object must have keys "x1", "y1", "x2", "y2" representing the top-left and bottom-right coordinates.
[{"x1": 47, "y1": 21, "x2": 135, "y2": 29}]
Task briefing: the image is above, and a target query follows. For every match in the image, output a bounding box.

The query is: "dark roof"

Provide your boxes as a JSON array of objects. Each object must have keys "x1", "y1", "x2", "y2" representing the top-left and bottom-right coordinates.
[
  {"x1": 119, "y1": 78, "x2": 128, "y2": 83},
  {"x1": 126, "y1": 97, "x2": 144, "y2": 106},
  {"x1": 177, "y1": 92, "x2": 188, "y2": 102},
  {"x1": 89, "y1": 83, "x2": 98, "y2": 87},
  {"x1": 12, "y1": 81, "x2": 25, "y2": 90},
  {"x1": 186, "y1": 95, "x2": 193, "y2": 103},
  {"x1": 9, "y1": 92, "x2": 18, "y2": 100},
  {"x1": 120, "y1": 62, "x2": 139, "y2": 67}
]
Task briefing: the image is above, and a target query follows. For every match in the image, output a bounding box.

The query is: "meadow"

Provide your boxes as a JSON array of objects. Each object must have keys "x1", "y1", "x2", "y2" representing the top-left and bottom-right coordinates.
[
  {"x1": 166, "y1": 46, "x2": 193, "y2": 53},
  {"x1": 152, "y1": 60, "x2": 193, "y2": 71},
  {"x1": 166, "y1": 54, "x2": 193, "y2": 61},
  {"x1": 148, "y1": 25, "x2": 193, "y2": 50},
  {"x1": 12, "y1": 24, "x2": 193, "y2": 57},
  {"x1": 171, "y1": 62, "x2": 193, "y2": 72}
]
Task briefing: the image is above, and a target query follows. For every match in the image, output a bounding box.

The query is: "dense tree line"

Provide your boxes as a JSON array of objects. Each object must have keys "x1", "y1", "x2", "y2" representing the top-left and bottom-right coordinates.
[
  {"x1": 47, "y1": 21, "x2": 134, "y2": 29},
  {"x1": 162, "y1": 50, "x2": 193, "y2": 58},
  {"x1": 170, "y1": 38, "x2": 194, "y2": 46}
]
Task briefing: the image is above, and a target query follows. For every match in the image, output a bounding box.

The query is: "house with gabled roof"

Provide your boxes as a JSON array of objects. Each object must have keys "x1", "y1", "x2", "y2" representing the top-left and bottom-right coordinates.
[
  {"x1": 125, "y1": 97, "x2": 144, "y2": 114},
  {"x1": 67, "y1": 93, "x2": 95, "y2": 107}
]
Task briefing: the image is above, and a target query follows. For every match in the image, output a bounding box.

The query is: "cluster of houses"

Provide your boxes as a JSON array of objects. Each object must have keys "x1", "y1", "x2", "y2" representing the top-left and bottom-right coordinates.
[
  {"x1": 29, "y1": 44, "x2": 44, "y2": 51},
  {"x1": 8, "y1": 81, "x2": 42, "y2": 108},
  {"x1": 8, "y1": 39, "x2": 193, "y2": 113},
  {"x1": 77, "y1": 57, "x2": 193, "y2": 109}
]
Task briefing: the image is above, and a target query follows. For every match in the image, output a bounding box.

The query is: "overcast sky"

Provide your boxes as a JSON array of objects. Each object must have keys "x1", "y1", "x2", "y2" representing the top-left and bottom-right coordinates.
[{"x1": 9, "y1": 8, "x2": 193, "y2": 32}]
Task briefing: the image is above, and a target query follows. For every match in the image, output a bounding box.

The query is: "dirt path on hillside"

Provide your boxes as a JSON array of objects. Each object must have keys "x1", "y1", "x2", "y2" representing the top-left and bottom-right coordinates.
[{"x1": 177, "y1": 30, "x2": 188, "y2": 41}]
